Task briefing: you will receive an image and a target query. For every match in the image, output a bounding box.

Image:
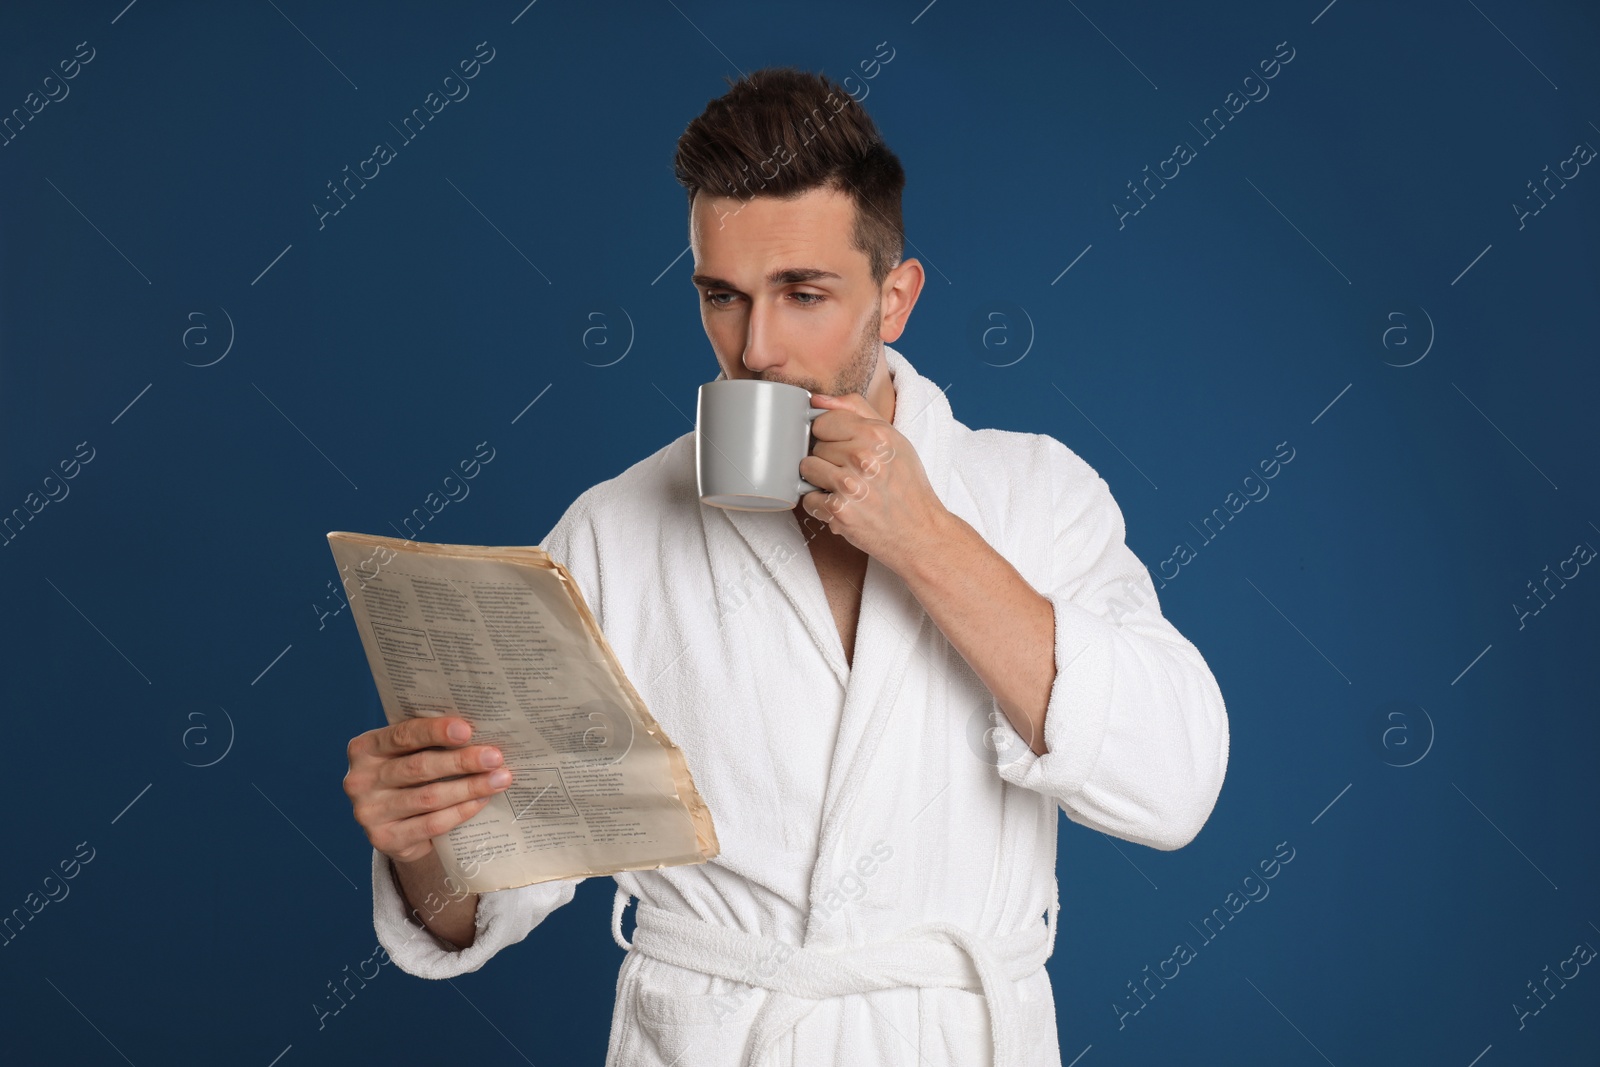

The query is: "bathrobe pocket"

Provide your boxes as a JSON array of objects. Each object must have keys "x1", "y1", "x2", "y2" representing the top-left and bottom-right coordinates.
[
  {"x1": 917, "y1": 986, "x2": 994, "y2": 1065},
  {"x1": 914, "y1": 968, "x2": 1062, "y2": 1067},
  {"x1": 633, "y1": 969, "x2": 771, "y2": 1065}
]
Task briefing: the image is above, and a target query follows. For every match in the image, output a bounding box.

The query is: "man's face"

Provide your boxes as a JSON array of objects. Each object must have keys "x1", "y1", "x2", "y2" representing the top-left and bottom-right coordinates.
[{"x1": 689, "y1": 185, "x2": 888, "y2": 399}]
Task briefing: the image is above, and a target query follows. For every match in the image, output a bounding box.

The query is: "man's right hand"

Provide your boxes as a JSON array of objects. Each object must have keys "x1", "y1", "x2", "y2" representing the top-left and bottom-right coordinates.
[{"x1": 344, "y1": 716, "x2": 512, "y2": 864}]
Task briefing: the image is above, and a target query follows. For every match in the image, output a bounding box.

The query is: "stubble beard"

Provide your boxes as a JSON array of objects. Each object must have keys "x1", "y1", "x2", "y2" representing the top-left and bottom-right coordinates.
[{"x1": 758, "y1": 297, "x2": 882, "y2": 400}]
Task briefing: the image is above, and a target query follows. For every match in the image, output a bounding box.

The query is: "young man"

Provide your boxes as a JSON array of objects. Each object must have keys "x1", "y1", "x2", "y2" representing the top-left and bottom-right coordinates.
[{"x1": 345, "y1": 67, "x2": 1229, "y2": 1066}]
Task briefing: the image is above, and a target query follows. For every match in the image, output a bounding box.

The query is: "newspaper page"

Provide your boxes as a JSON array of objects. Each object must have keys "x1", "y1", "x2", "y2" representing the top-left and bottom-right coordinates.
[{"x1": 327, "y1": 531, "x2": 719, "y2": 893}]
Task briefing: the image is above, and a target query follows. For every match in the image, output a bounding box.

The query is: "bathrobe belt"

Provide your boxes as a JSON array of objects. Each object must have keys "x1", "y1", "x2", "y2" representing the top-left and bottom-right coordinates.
[{"x1": 613, "y1": 881, "x2": 1061, "y2": 1067}]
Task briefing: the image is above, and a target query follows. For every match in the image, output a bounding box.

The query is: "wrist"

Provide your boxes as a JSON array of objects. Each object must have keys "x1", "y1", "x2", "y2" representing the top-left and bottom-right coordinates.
[
  {"x1": 390, "y1": 854, "x2": 469, "y2": 951},
  {"x1": 897, "y1": 506, "x2": 964, "y2": 585}
]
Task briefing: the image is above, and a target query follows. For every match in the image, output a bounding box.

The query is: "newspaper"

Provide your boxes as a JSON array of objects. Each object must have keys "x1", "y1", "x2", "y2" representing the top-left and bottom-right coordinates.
[{"x1": 327, "y1": 530, "x2": 719, "y2": 893}]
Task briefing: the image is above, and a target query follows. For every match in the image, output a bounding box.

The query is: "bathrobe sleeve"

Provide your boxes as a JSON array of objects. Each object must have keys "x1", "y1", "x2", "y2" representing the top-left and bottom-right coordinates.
[
  {"x1": 369, "y1": 498, "x2": 604, "y2": 978},
  {"x1": 989, "y1": 439, "x2": 1229, "y2": 851},
  {"x1": 373, "y1": 847, "x2": 584, "y2": 979}
]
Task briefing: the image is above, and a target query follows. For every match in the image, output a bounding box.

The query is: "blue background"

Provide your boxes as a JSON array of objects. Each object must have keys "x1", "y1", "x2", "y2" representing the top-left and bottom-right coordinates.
[{"x1": 2, "y1": 0, "x2": 1596, "y2": 1064}]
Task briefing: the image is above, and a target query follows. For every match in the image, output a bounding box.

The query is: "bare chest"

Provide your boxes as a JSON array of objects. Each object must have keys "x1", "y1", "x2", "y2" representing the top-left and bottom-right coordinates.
[{"x1": 808, "y1": 537, "x2": 869, "y2": 668}]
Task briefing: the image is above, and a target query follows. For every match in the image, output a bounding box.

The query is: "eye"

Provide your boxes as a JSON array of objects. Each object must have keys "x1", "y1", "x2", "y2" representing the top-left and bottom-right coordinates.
[{"x1": 702, "y1": 291, "x2": 826, "y2": 308}]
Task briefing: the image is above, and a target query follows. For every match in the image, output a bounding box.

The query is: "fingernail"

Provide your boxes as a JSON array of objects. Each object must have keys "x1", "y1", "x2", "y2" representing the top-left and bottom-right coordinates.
[
  {"x1": 489, "y1": 769, "x2": 511, "y2": 787},
  {"x1": 448, "y1": 721, "x2": 470, "y2": 742}
]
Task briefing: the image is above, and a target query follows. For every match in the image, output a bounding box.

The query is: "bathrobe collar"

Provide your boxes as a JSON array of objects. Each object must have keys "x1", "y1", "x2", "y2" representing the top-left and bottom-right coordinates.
[{"x1": 699, "y1": 344, "x2": 955, "y2": 943}]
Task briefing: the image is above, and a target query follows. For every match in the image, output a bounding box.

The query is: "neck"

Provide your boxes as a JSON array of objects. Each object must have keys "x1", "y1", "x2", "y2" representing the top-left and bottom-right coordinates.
[{"x1": 866, "y1": 350, "x2": 896, "y2": 425}]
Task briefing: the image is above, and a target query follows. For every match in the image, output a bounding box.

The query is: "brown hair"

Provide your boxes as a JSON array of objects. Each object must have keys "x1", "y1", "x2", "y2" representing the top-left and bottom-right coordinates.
[{"x1": 673, "y1": 66, "x2": 906, "y2": 289}]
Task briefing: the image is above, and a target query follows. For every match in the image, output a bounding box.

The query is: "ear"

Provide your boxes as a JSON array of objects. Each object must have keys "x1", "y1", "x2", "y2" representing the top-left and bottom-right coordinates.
[{"x1": 879, "y1": 259, "x2": 925, "y2": 344}]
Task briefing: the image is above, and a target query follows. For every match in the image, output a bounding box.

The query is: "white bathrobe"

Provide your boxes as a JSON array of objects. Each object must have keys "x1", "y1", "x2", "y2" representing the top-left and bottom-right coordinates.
[{"x1": 370, "y1": 343, "x2": 1229, "y2": 1066}]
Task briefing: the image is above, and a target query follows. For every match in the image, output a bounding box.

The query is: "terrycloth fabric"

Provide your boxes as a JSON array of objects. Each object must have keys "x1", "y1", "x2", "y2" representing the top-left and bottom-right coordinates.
[
  {"x1": 370, "y1": 343, "x2": 1230, "y2": 1066},
  {"x1": 614, "y1": 876, "x2": 1058, "y2": 1067}
]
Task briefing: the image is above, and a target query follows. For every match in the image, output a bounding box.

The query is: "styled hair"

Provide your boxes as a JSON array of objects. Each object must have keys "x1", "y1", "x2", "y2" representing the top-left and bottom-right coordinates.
[{"x1": 673, "y1": 66, "x2": 906, "y2": 289}]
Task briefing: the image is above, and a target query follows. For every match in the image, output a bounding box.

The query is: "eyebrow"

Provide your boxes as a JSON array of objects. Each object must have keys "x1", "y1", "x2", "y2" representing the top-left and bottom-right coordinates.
[{"x1": 690, "y1": 267, "x2": 843, "y2": 293}]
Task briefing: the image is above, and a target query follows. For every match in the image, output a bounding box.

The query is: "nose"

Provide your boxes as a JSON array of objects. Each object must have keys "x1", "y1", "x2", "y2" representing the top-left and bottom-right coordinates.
[{"x1": 738, "y1": 296, "x2": 784, "y2": 376}]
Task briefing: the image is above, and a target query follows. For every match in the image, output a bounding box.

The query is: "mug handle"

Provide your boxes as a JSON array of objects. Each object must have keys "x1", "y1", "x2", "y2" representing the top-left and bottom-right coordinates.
[{"x1": 796, "y1": 403, "x2": 827, "y2": 496}]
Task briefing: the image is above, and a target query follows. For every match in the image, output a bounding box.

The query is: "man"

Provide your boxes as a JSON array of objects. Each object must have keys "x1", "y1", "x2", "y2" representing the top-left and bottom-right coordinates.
[{"x1": 344, "y1": 67, "x2": 1229, "y2": 1065}]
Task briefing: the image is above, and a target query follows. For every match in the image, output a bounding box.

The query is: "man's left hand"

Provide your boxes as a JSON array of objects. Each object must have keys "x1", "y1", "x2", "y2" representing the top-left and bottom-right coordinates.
[{"x1": 799, "y1": 391, "x2": 949, "y2": 572}]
